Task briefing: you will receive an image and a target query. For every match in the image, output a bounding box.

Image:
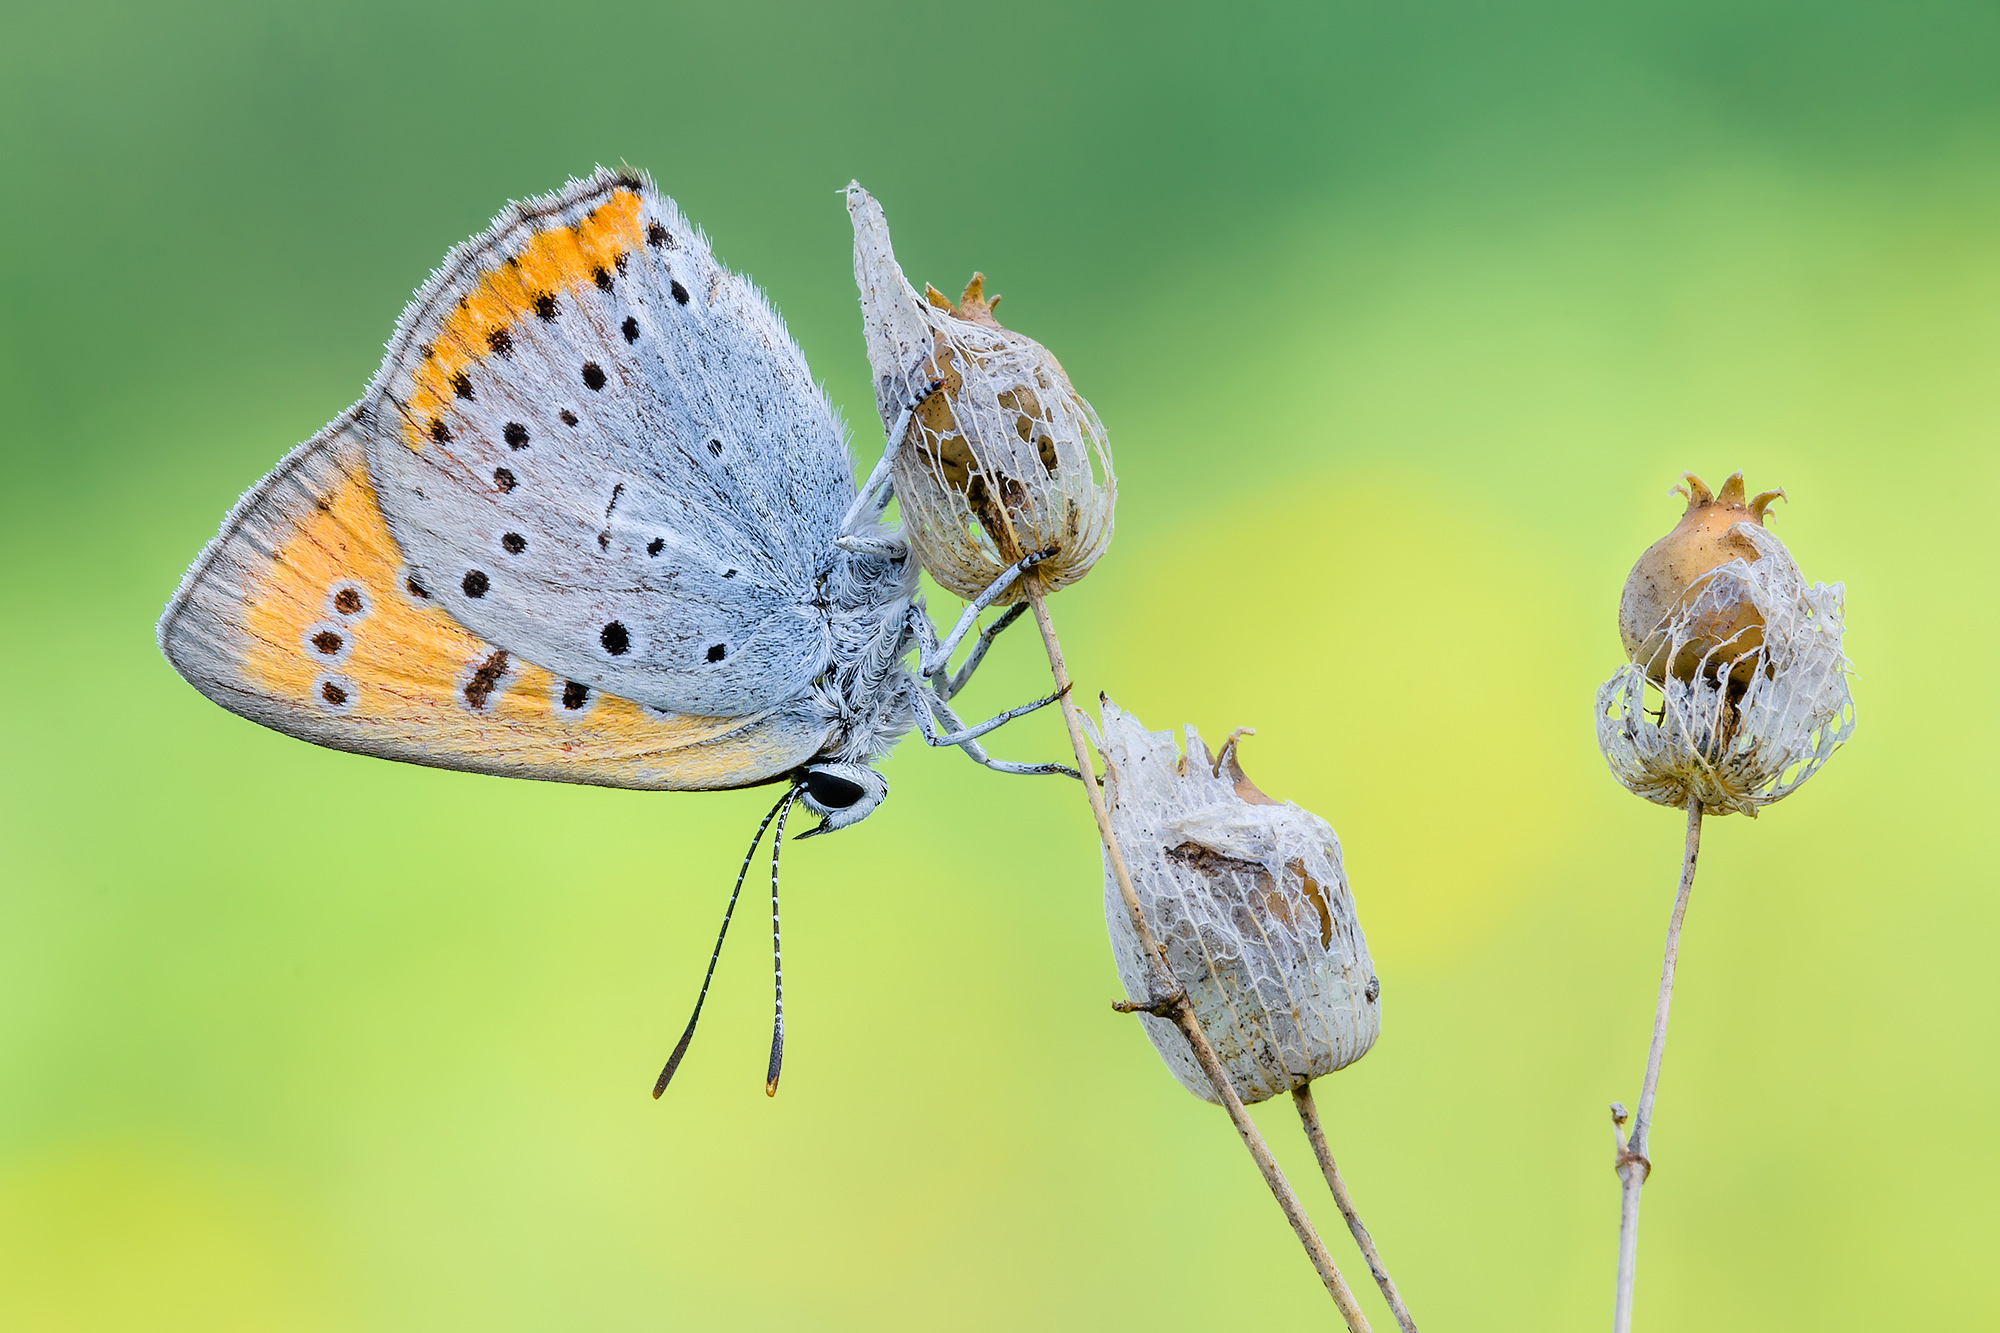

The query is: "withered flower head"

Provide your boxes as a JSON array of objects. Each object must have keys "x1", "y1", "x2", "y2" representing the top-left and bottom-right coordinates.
[
  {"x1": 1598, "y1": 472, "x2": 1855, "y2": 815},
  {"x1": 847, "y1": 182, "x2": 1114, "y2": 602},
  {"x1": 1096, "y1": 699, "x2": 1379, "y2": 1105}
]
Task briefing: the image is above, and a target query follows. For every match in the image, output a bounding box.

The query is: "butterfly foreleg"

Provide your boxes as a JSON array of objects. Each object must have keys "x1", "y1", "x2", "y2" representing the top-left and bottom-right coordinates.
[
  {"x1": 833, "y1": 533, "x2": 910, "y2": 559},
  {"x1": 838, "y1": 375, "x2": 947, "y2": 537},
  {"x1": 912, "y1": 691, "x2": 1081, "y2": 779}
]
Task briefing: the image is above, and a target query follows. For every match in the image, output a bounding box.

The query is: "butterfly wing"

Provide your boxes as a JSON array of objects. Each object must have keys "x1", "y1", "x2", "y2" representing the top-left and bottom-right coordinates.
[
  {"x1": 361, "y1": 170, "x2": 854, "y2": 719},
  {"x1": 158, "y1": 413, "x2": 832, "y2": 790}
]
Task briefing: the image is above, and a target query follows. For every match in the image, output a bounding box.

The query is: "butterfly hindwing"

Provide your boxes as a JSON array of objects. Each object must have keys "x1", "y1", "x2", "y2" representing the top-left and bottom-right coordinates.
[
  {"x1": 158, "y1": 412, "x2": 832, "y2": 790},
  {"x1": 362, "y1": 170, "x2": 854, "y2": 719}
]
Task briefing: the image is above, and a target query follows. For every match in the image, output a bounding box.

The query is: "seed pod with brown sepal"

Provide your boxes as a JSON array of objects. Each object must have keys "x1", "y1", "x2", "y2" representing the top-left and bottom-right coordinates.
[
  {"x1": 848, "y1": 183, "x2": 1114, "y2": 602},
  {"x1": 1598, "y1": 474, "x2": 1855, "y2": 815},
  {"x1": 1095, "y1": 698, "x2": 1379, "y2": 1105},
  {"x1": 1619, "y1": 471, "x2": 1789, "y2": 689}
]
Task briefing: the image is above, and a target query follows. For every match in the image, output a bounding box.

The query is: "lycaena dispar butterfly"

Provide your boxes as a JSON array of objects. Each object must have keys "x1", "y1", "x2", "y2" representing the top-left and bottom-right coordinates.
[{"x1": 158, "y1": 169, "x2": 1075, "y2": 1093}]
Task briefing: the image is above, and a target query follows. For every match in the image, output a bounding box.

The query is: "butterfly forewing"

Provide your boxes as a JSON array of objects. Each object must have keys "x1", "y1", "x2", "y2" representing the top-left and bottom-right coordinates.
[{"x1": 363, "y1": 170, "x2": 856, "y2": 718}]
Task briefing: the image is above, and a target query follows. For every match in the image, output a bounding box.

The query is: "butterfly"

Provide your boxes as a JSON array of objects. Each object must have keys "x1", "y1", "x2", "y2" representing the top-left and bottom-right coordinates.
[{"x1": 158, "y1": 169, "x2": 1073, "y2": 1091}]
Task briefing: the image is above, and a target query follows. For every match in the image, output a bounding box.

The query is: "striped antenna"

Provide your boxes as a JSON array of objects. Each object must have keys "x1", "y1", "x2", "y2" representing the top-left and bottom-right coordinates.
[
  {"x1": 653, "y1": 788, "x2": 794, "y2": 1098},
  {"x1": 765, "y1": 789, "x2": 799, "y2": 1097}
]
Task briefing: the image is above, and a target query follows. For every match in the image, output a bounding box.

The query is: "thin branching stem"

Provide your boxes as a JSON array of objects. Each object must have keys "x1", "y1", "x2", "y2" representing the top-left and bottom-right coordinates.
[
  {"x1": 1025, "y1": 583, "x2": 1372, "y2": 1332},
  {"x1": 1293, "y1": 1083, "x2": 1419, "y2": 1332},
  {"x1": 1612, "y1": 796, "x2": 1704, "y2": 1333}
]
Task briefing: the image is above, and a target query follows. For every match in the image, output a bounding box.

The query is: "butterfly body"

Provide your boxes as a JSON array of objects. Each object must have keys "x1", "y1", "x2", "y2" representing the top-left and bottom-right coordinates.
[{"x1": 161, "y1": 170, "x2": 925, "y2": 825}]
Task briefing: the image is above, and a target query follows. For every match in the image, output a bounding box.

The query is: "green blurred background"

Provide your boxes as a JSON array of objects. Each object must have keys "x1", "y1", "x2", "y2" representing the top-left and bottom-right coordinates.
[{"x1": 3, "y1": 0, "x2": 1996, "y2": 1327}]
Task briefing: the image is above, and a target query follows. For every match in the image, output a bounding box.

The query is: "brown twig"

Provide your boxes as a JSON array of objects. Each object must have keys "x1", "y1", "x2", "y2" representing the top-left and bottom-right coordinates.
[
  {"x1": 1612, "y1": 795, "x2": 1704, "y2": 1333},
  {"x1": 1293, "y1": 1083, "x2": 1419, "y2": 1332},
  {"x1": 1025, "y1": 583, "x2": 1372, "y2": 1331}
]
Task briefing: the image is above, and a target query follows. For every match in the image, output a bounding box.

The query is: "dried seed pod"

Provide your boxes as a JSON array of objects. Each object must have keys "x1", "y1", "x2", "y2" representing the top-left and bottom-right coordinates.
[
  {"x1": 1095, "y1": 699, "x2": 1379, "y2": 1105},
  {"x1": 1598, "y1": 481, "x2": 1855, "y2": 816},
  {"x1": 847, "y1": 182, "x2": 1115, "y2": 601},
  {"x1": 1619, "y1": 471, "x2": 1789, "y2": 688}
]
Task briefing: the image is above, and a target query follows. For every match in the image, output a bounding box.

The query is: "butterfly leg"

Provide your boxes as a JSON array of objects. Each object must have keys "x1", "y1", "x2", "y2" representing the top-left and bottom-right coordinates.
[
  {"x1": 933, "y1": 603, "x2": 1028, "y2": 702},
  {"x1": 833, "y1": 532, "x2": 910, "y2": 559},
  {"x1": 915, "y1": 550, "x2": 1051, "y2": 680},
  {"x1": 918, "y1": 682, "x2": 1064, "y2": 747},
  {"x1": 913, "y1": 691, "x2": 1080, "y2": 779},
  {"x1": 838, "y1": 376, "x2": 946, "y2": 536},
  {"x1": 907, "y1": 599, "x2": 1025, "y2": 700}
]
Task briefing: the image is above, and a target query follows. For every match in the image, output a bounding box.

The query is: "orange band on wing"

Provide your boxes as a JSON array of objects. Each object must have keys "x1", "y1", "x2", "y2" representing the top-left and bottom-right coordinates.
[
  {"x1": 402, "y1": 188, "x2": 646, "y2": 449},
  {"x1": 236, "y1": 461, "x2": 824, "y2": 789}
]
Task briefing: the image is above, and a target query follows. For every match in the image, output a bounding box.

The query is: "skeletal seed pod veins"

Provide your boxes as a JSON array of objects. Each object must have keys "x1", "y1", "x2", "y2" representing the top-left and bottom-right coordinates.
[
  {"x1": 847, "y1": 183, "x2": 1115, "y2": 601},
  {"x1": 1596, "y1": 470, "x2": 1855, "y2": 815},
  {"x1": 1618, "y1": 471, "x2": 1787, "y2": 689},
  {"x1": 1096, "y1": 699, "x2": 1379, "y2": 1106}
]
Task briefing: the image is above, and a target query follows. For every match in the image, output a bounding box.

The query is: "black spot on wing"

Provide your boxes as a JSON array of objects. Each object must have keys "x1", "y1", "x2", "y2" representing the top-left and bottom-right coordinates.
[
  {"x1": 600, "y1": 621, "x2": 630, "y2": 656},
  {"x1": 560, "y1": 409, "x2": 578, "y2": 426},
  {"x1": 622, "y1": 316, "x2": 639, "y2": 343},
  {"x1": 534, "y1": 292, "x2": 558, "y2": 321},
  {"x1": 670, "y1": 279, "x2": 689, "y2": 306},
  {"x1": 463, "y1": 570, "x2": 489, "y2": 598},
  {"x1": 487, "y1": 327, "x2": 513, "y2": 357},
  {"x1": 647, "y1": 223, "x2": 670, "y2": 247},
  {"x1": 581, "y1": 362, "x2": 606, "y2": 391},
  {"x1": 593, "y1": 266, "x2": 613, "y2": 292},
  {"x1": 332, "y1": 588, "x2": 363, "y2": 616},
  {"x1": 503, "y1": 422, "x2": 529, "y2": 449},
  {"x1": 646, "y1": 538, "x2": 664, "y2": 556},
  {"x1": 561, "y1": 679, "x2": 591, "y2": 711},
  {"x1": 464, "y1": 650, "x2": 509, "y2": 711},
  {"x1": 493, "y1": 468, "x2": 516, "y2": 492},
  {"x1": 450, "y1": 372, "x2": 474, "y2": 400},
  {"x1": 705, "y1": 643, "x2": 726, "y2": 663},
  {"x1": 501, "y1": 532, "x2": 527, "y2": 554},
  {"x1": 429, "y1": 419, "x2": 452, "y2": 443}
]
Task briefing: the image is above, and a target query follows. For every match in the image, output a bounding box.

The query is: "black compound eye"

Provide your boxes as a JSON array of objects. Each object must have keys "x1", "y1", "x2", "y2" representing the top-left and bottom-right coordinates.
[{"x1": 804, "y1": 770, "x2": 867, "y2": 810}]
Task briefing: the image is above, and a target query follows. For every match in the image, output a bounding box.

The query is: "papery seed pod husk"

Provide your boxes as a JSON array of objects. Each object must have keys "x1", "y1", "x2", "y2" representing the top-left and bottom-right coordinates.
[
  {"x1": 847, "y1": 182, "x2": 1115, "y2": 601},
  {"x1": 1095, "y1": 698, "x2": 1380, "y2": 1105},
  {"x1": 1598, "y1": 521, "x2": 1855, "y2": 816}
]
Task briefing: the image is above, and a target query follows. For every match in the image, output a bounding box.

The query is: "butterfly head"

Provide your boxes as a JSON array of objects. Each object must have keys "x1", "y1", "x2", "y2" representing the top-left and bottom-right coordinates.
[{"x1": 794, "y1": 763, "x2": 888, "y2": 838}]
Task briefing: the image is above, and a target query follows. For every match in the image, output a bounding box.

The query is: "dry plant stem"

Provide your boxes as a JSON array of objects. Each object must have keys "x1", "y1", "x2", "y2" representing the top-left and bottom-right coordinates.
[
  {"x1": 1612, "y1": 796, "x2": 1704, "y2": 1333},
  {"x1": 1023, "y1": 584, "x2": 1372, "y2": 1333},
  {"x1": 1293, "y1": 1084, "x2": 1420, "y2": 1333}
]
